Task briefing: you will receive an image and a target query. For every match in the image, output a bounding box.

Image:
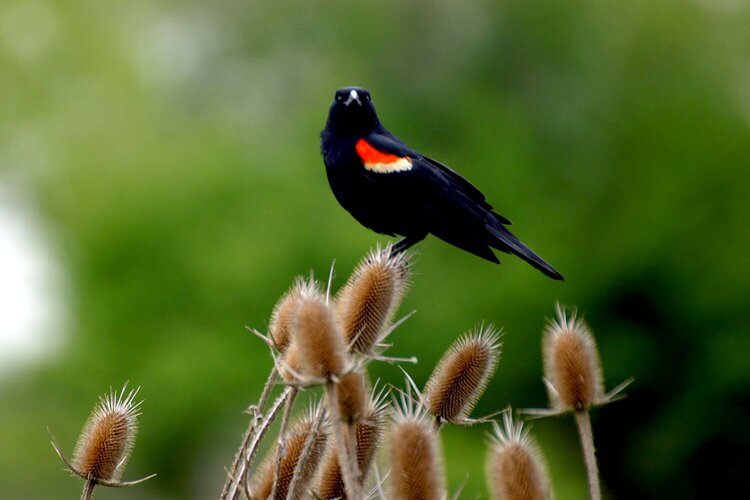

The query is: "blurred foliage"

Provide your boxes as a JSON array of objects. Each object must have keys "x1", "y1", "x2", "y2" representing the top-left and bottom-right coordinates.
[{"x1": 1, "y1": 0, "x2": 749, "y2": 498}]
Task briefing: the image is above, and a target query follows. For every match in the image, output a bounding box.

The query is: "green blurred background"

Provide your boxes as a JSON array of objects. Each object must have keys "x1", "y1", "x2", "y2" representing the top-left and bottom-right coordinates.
[{"x1": 1, "y1": 0, "x2": 748, "y2": 498}]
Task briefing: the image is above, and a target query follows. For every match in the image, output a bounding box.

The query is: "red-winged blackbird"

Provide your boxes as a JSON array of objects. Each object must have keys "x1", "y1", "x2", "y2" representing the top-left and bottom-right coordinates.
[{"x1": 321, "y1": 86, "x2": 563, "y2": 280}]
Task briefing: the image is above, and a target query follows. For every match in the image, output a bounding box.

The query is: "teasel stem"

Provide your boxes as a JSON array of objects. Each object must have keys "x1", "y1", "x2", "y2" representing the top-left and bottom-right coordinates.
[
  {"x1": 269, "y1": 388, "x2": 300, "y2": 500},
  {"x1": 256, "y1": 367, "x2": 280, "y2": 416},
  {"x1": 575, "y1": 410, "x2": 600, "y2": 500},
  {"x1": 222, "y1": 367, "x2": 279, "y2": 499},
  {"x1": 249, "y1": 403, "x2": 328, "y2": 499},
  {"x1": 224, "y1": 385, "x2": 294, "y2": 500},
  {"x1": 286, "y1": 402, "x2": 327, "y2": 500},
  {"x1": 346, "y1": 424, "x2": 359, "y2": 494},
  {"x1": 325, "y1": 380, "x2": 361, "y2": 500},
  {"x1": 244, "y1": 387, "x2": 293, "y2": 476},
  {"x1": 81, "y1": 478, "x2": 95, "y2": 500}
]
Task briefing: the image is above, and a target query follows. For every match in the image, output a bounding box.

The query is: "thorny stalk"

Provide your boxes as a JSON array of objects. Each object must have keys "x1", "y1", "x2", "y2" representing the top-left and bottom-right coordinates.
[
  {"x1": 326, "y1": 380, "x2": 361, "y2": 500},
  {"x1": 224, "y1": 385, "x2": 294, "y2": 500},
  {"x1": 575, "y1": 410, "x2": 600, "y2": 500},
  {"x1": 222, "y1": 367, "x2": 279, "y2": 499},
  {"x1": 269, "y1": 389, "x2": 299, "y2": 500},
  {"x1": 80, "y1": 479, "x2": 95, "y2": 500}
]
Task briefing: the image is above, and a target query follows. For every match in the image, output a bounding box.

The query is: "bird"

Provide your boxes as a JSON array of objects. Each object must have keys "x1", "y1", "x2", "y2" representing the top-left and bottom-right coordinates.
[{"x1": 320, "y1": 86, "x2": 563, "y2": 280}]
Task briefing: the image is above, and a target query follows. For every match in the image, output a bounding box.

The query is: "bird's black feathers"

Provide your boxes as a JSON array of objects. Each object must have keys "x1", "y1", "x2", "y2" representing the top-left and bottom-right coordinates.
[{"x1": 321, "y1": 86, "x2": 563, "y2": 281}]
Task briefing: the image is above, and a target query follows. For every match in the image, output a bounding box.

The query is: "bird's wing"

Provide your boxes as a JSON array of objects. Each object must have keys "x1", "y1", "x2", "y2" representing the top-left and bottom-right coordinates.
[{"x1": 363, "y1": 130, "x2": 512, "y2": 225}]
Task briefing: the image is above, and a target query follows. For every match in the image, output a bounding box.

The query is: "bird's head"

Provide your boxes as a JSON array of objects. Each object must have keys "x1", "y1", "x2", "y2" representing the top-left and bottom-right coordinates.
[{"x1": 326, "y1": 86, "x2": 380, "y2": 136}]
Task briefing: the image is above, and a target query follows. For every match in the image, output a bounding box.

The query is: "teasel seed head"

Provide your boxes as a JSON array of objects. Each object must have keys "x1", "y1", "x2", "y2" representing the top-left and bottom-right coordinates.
[
  {"x1": 279, "y1": 342, "x2": 303, "y2": 384},
  {"x1": 269, "y1": 278, "x2": 316, "y2": 353},
  {"x1": 543, "y1": 305, "x2": 603, "y2": 412},
  {"x1": 335, "y1": 245, "x2": 411, "y2": 354},
  {"x1": 293, "y1": 286, "x2": 350, "y2": 380},
  {"x1": 72, "y1": 385, "x2": 141, "y2": 482},
  {"x1": 487, "y1": 410, "x2": 552, "y2": 500},
  {"x1": 423, "y1": 326, "x2": 501, "y2": 424},
  {"x1": 317, "y1": 388, "x2": 388, "y2": 498},
  {"x1": 390, "y1": 393, "x2": 446, "y2": 500},
  {"x1": 335, "y1": 370, "x2": 369, "y2": 425},
  {"x1": 250, "y1": 407, "x2": 328, "y2": 499}
]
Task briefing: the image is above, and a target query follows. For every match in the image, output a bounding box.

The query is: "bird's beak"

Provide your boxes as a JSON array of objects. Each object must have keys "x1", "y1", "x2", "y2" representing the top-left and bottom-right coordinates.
[{"x1": 344, "y1": 89, "x2": 362, "y2": 107}]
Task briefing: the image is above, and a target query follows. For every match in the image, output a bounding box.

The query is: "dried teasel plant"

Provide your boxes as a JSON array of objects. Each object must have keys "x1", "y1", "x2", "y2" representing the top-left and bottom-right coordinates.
[
  {"x1": 271, "y1": 282, "x2": 369, "y2": 499},
  {"x1": 49, "y1": 385, "x2": 155, "y2": 500},
  {"x1": 487, "y1": 409, "x2": 552, "y2": 500},
  {"x1": 335, "y1": 245, "x2": 411, "y2": 354},
  {"x1": 223, "y1": 278, "x2": 331, "y2": 500},
  {"x1": 222, "y1": 248, "x2": 637, "y2": 500},
  {"x1": 389, "y1": 389, "x2": 447, "y2": 500},
  {"x1": 422, "y1": 325, "x2": 502, "y2": 426},
  {"x1": 527, "y1": 304, "x2": 632, "y2": 500}
]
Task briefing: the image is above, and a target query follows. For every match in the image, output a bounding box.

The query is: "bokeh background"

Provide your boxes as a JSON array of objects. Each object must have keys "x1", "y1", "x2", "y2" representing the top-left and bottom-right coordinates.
[{"x1": 1, "y1": 0, "x2": 749, "y2": 498}]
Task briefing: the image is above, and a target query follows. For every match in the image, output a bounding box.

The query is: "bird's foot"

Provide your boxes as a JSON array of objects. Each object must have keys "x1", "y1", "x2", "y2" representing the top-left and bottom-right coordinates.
[{"x1": 391, "y1": 234, "x2": 426, "y2": 255}]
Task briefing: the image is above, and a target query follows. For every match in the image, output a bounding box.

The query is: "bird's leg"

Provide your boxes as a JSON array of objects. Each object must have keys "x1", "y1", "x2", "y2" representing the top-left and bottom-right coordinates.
[{"x1": 391, "y1": 233, "x2": 427, "y2": 255}]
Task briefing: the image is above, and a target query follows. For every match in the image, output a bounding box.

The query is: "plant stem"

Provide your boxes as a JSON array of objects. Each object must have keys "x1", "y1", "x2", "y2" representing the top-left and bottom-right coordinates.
[
  {"x1": 269, "y1": 388, "x2": 299, "y2": 499},
  {"x1": 346, "y1": 422, "x2": 361, "y2": 494},
  {"x1": 575, "y1": 410, "x2": 601, "y2": 500},
  {"x1": 326, "y1": 381, "x2": 361, "y2": 500},
  {"x1": 225, "y1": 385, "x2": 293, "y2": 500},
  {"x1": 222, "y1": 367, "x2": 279, "y2": 499},
  {"x1": 80, "y1": 479, "x2": 95, "y2": 500}
]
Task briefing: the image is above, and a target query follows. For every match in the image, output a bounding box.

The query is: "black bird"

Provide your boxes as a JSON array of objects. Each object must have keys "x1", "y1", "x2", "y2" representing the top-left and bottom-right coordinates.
[{"x1": 321, "y1": 86, "x2": 563, "y2": 280}]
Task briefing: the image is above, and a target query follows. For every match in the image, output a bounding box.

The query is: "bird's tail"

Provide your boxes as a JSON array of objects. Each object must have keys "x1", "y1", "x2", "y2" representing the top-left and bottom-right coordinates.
[{"x1": 487, "y1": 224, "x2": 564, "y2": 280}]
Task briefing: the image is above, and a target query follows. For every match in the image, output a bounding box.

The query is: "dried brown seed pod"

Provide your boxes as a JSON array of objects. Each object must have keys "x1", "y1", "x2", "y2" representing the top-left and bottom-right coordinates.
[
  {"x1": 335, "y1": 246, "x2": 410, "y2": 353},
  {"x1": 269, "y1": 278, "x2": 316, "y2": 353},
  {"x1": 543, "y1": 306, "x2": 603, "y2": 412},
  {"x1": 72, "y1": 386, "x2": 141, "y2": 482},
  {"x1": 293, "y1": 287, "x2": 349, "y2": 380},
  {"x1": 423, "y1": 326, "x2": 501, "y2": 424},
  {"x1": 487, "y1": 411, "x2": 552, "y2": 500},
  {"x1": 390, "y1": 395, "x2": 446, "y2": 500}
]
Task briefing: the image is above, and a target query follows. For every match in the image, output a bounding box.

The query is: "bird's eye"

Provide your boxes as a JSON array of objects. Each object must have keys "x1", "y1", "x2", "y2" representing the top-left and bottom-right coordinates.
[
  {"x1": 365, "y1": 95, "x2": 371, "y2": 101},
  {"x1": 336, "y1": 95, "x2": 343, "y2": 102}
]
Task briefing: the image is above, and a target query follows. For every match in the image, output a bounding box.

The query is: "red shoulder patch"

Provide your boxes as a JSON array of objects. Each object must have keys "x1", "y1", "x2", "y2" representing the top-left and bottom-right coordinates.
[
  {"x1": 355, "y1": 139, "x2": 403, "y2": 164},
  {"x1": 355, "y1": 139, "x2": 413, "y2": 173}
]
